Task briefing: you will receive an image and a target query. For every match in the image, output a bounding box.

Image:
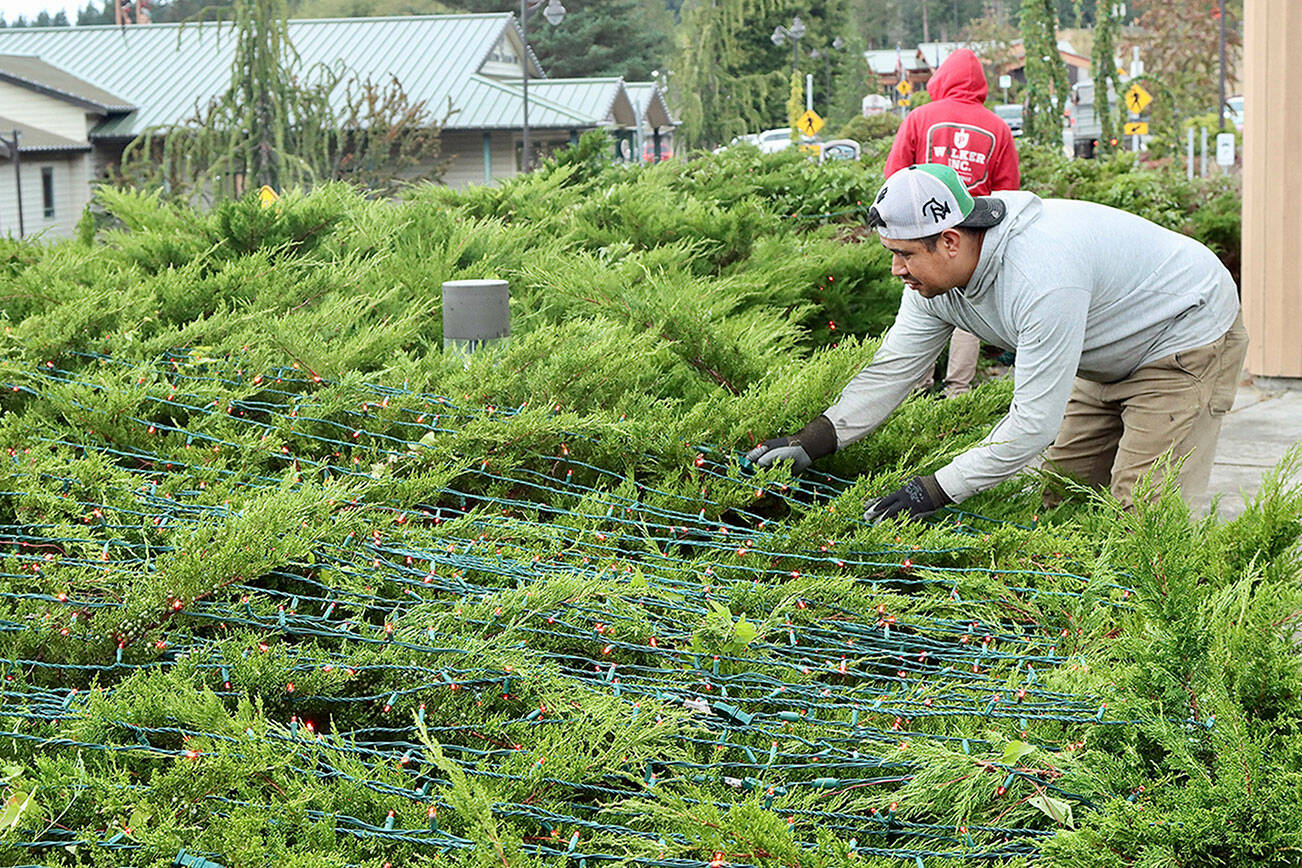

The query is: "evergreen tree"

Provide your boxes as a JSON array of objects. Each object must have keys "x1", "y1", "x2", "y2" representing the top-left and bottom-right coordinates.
[
  {"x1": 1090, "y1": 0, "x2": 1123, "y2": 145},
  {"x1": 786, "y1": 68, "x2": 803, "y2": 141},
  {"x1": 122, "y1": 0, "x2": 443, "y2": 200},
  {"x1": 671, "y1": 0, "x2": 782, "y2": 148},
  {"x1": 441, "y1": 0, "x2": 671, "y2": 81},
  {"x1": 78, "y1": 1, "x2": 116, "y2": 24},
  {"x1": 672, "y1": 1, "x2": 863, "y2": 148},
  {"x1": 1019, "y1": 0, "x2": 1069, "y2": 148},
  {"x1": 530, "y1": 0, "x2": 673, "y2": 80}
]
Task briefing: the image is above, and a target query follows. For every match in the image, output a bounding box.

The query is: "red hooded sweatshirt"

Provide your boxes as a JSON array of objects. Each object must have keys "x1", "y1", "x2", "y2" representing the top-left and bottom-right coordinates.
[{"x1": 884, "y1": 48, "x2": 1019, "y2": 195}]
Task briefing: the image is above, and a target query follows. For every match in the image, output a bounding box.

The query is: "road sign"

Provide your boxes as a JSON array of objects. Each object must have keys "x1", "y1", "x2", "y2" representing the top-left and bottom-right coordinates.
[
  {"x1": 1216, "y1": 132, "x2": 1236, "y2": 166},
  {"x1": 896, "y1": 79, "x2": 913, "y2": 96},
  {"x1": 798, "y1": 143, "x2": 821, "y2": 157},
  {"x1": 258, "y1": 185, "x2": 280, "y2": 208},
  {"x1": 1123, "y1": 121, "x2": 1149, "y2": 136},
  {"x1": 796, "y1": 109, "x2": 824, "y2": 137},
  {"x1": 998, "y1": 74, "x2": 1011, "y2": 89},
  {"x1": 1124, "y1": 83, "x2": 1152, "y2": 115}
]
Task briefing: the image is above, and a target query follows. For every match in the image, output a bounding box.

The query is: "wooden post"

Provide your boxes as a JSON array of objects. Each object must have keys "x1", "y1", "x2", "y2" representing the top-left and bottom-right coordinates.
[{"x1": 1242, "y1": 0, "x2": 1302, "y2": 382}]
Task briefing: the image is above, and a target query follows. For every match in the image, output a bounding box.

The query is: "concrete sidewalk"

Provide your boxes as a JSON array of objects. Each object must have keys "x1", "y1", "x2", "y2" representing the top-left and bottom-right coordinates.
[{"x1": 1201, "y1": 381, "x2": 1302, "y2": 519}]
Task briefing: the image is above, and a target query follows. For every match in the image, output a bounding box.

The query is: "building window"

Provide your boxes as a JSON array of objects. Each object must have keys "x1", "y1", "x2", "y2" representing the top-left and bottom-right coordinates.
[{"x1": 41, "y1": 167, "x2": 54, "y2": 218}]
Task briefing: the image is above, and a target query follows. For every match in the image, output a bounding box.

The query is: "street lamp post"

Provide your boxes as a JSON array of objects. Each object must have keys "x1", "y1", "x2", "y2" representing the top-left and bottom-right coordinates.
[
  {"x1": 809, "y1": 36, "x2": 845, "y2": 115},
  {"x1": 770, "y1": 16, "x2": 806, "y2": 72},
  {"x1": 520, "y1": 0, "x2": 567, "y2": 172}
]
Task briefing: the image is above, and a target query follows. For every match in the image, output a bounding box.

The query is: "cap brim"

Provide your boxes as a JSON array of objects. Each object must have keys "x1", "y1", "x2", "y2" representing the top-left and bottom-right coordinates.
[{"x1": 957, "y1": 196, "x2": 1005, "y2": 230}]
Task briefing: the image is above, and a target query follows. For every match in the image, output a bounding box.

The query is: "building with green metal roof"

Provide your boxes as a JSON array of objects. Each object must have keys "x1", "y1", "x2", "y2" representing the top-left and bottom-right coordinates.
[
  {"x1": 0, "y1": 53, "x2": 135, "y2": 239},
  {"x1": 0, "y1": 14, "x2": 675, "y2": 238}
]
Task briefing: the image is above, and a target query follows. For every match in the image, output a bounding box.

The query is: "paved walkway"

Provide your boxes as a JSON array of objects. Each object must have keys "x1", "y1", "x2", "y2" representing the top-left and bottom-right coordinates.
[{"x1": 1201, "y1": 380, "x2": 1302, "y2": 519}]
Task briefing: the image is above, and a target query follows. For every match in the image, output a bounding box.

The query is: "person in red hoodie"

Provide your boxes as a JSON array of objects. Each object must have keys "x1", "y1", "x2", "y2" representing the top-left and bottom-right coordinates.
[{"x1": 885, "y1": 47, "x2": 1020, "y2": 397}]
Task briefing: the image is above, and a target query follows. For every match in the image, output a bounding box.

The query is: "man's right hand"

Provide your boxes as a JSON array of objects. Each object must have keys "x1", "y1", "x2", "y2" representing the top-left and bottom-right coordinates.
[
  {"x1": 741, "y1": 415, "x2": 838, "y2": 475},
  {"x1": 745, "y1": 436, "x2": 816, "y2": 474}
]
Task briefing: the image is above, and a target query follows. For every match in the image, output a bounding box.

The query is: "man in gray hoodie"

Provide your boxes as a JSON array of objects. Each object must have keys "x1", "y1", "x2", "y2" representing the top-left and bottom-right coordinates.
[{"x1": 747, "y1": 163, "x2": 1247, "y2": 521}]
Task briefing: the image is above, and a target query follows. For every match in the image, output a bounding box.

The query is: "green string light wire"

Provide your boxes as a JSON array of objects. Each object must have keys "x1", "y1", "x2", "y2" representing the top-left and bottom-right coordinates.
[{"x1": 1, "y1": 354, "x2": 1131, "y2": 865}]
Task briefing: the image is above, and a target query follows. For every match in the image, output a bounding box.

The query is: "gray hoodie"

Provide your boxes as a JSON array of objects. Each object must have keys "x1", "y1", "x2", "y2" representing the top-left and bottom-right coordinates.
[{"x1": 823, "y1": 191, "x2": 1241, "y2": 502}]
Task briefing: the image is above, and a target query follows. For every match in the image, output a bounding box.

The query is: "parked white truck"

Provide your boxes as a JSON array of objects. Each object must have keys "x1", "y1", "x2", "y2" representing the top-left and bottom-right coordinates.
[{"x1": 1063, "y1": 80, "x2": 1120, "y2": 158}]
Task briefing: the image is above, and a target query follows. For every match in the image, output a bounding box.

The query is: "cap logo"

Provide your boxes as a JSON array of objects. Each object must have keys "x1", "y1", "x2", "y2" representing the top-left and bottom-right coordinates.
[{"x1": 922, "y1": 197, "x2": 951, "y2": 223}]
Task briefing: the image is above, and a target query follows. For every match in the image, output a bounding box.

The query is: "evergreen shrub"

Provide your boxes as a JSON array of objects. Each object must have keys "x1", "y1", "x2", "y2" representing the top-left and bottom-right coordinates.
[{"x1": 0, "y1": 143, "x2": 1293, "y2": 868}]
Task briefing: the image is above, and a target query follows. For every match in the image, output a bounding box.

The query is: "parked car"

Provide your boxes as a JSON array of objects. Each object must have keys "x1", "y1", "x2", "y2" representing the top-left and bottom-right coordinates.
[
  {"x1": 1226, "y1": 95, "x2": 1244, "y2": 131},
  {"x1": 756, "y1": 127, "x2": 795, "y2": 153},
  {"x1": 994, "y1": 103, "x2": 1023, "y2": 137},
  {"x1": 643, "y1": 139, "x2": 673, "y2": 162},
  {"x1": 818, "y1": 139, "x2": 862, "y2": 163}
]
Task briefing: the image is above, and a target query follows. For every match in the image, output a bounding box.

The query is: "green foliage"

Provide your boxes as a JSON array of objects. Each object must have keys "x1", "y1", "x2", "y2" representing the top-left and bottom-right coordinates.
[
  {"x1": 1040, "y1": 457, "x2": 1302, "y2": 868},
  {"x1": 837, "y1": 111, "x2": 901, "y2": 144},
  {"x1": 787, "y1": 70, "x2": 803, "y2": 142},
  {"x1": 0, "y1": 142, "x2": 1292, "y2": 868},
  {"x1": 1144, "y1": 111, "x2": 1243, "y2": 163},
  {"x1": 1019, "y1": 0, "x2": 1070, "y2": 148},
  {"x1": 671, "y1": 0, "x2": 784, "y2": 148},
  {"x1": 1089, "y1": 0, "x2": 1124, "y2": 145}
]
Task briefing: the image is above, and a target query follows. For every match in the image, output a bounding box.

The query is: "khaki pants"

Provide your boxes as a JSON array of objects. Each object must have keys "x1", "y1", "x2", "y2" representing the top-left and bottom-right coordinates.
[
  {"x1": 917, "y1": 329, "x2": 982, "y2": 393},
  {"x1": 1043, "y1": 313, "x2": 1249, "y2": 510},
  {"x1": 943, "y1": 329, "x2": 981, "y2": 397}
]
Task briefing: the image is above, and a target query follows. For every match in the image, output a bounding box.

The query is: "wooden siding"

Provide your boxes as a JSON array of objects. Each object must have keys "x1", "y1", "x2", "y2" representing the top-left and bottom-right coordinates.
[
  {"x1": 0, "y1": 80, "x2": 90, "y2": 141},
  {"x1": 0, "y1": 153, "x2": 90, "y2": 240},
  {"x1": 1242, "y1": 0, "x2": 1302, "y2": 379},
  {"x1": 439, "y1": 129, "x2": 569, "y2": 189}
]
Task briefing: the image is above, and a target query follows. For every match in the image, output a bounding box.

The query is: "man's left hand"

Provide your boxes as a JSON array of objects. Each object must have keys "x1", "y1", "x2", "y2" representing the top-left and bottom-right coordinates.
[{"x1": 864, "y1": 475, "x2": 952, "y2": 523}]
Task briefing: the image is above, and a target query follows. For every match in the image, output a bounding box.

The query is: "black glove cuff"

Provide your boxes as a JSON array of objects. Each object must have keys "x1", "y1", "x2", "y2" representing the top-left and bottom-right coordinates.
[
  {"x1": 795, "y1": 415, "x2": 838, "y2": 462},
  {"x1": 918, "y1": 473, "x2": 953, "y2": 507}
]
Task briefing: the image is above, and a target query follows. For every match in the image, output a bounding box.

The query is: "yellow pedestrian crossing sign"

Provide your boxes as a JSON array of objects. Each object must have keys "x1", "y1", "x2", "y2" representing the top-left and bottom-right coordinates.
[
  {"x1": 1124, "y1": 83, "x2": 1152, "y2": 115},
  {"x1": 258, "y1": 185, "x2": 281, "y2": 208},
  {"x1": 896, "y1": 79, "x2": 913, "y2": 96},
  {"x1": 1123, "y1": 121, "x2": 1149, "y2": 136},
  {"x1": 796, "y1": 109, "x2": 824, "y2": 137}
]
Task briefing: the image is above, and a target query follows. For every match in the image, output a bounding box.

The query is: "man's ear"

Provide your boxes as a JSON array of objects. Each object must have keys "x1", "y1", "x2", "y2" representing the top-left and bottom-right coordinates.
[{"x1": 940, "y1": 228, "x2": 964, "y2": 256}]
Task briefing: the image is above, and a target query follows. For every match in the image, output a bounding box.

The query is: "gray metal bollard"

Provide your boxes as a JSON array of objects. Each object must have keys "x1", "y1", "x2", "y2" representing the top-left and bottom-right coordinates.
[{"x1": 442, "y1": 279, "x2": 509, "y2": 356}]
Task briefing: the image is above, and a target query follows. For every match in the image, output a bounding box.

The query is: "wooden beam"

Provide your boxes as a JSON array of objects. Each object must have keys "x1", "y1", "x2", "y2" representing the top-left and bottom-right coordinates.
[{"x1": 1242, "y1": 0, "x2": 1302, "y2": 379}]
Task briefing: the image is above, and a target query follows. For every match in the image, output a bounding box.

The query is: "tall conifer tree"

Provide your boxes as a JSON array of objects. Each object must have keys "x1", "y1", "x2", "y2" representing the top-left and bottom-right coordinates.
[{"x1": 1019, "y1": 0, "x2": 1069, "y2": 148}]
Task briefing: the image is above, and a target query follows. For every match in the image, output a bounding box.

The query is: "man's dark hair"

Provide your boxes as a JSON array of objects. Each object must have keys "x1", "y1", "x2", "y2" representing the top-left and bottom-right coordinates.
[{"x1": 915, "y1": 227, "x2": 983, "y2": 251}]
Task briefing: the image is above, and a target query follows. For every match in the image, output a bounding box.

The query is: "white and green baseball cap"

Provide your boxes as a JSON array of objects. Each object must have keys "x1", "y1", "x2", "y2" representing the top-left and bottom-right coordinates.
[{"x1": 866, "y1": 164, "x2": 1006, "y2": 239}]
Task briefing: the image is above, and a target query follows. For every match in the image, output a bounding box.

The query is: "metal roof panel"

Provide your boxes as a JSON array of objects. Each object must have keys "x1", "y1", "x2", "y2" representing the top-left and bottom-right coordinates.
[
  {"x1": 0, "y1": 15, "x2": 571, "y2": 137},
  {"x1": 0, "y1": 53, "x2": 135, "y2": 112}
]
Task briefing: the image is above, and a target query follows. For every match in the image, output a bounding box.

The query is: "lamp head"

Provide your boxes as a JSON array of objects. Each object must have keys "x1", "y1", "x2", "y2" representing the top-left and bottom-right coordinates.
[
  {"x1": 789, "y1": 16, "x2": 806, "y2": 40},
  {"x1": 543, "y1": 0, "x2": 565, "y2": 26}
]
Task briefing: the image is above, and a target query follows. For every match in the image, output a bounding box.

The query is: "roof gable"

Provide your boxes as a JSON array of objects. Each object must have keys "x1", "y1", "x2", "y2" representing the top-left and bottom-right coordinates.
[
  {"x1": 526, "y1": 78, "x2": 637, "y2": 127},
  {"x1": 0, "y1": 53, "x2": 134, "y2": 114},
  {"x1": 624, "y1": 82, "x2": 676, "y2": 129}
]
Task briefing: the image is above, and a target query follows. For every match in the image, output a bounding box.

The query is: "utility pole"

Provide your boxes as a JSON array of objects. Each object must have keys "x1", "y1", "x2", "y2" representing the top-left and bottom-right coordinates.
[
  {"x1": 11, "y1": 130, "x2": 23, "y2": 239},
  {"x1": 921, "y1": 0, "x2": 930, "y2": 44},
  {"x1": 1217, "y1": 0, "x2": 1227, "y2": 129}
]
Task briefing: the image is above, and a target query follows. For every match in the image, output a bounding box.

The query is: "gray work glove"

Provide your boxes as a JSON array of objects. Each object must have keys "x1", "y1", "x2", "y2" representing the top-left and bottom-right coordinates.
[
  {"x1": 864, "y1": 474, "x2": 952, "y2": 523},
  {"x1": 743, "y1": 415, "x2": 838, "y2": 475}
]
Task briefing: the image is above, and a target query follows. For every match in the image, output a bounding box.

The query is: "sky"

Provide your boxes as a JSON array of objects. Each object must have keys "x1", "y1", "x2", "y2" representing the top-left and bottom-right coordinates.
[{"x1": 1, "y1": 0, "x2": 90, "y2": 23}]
